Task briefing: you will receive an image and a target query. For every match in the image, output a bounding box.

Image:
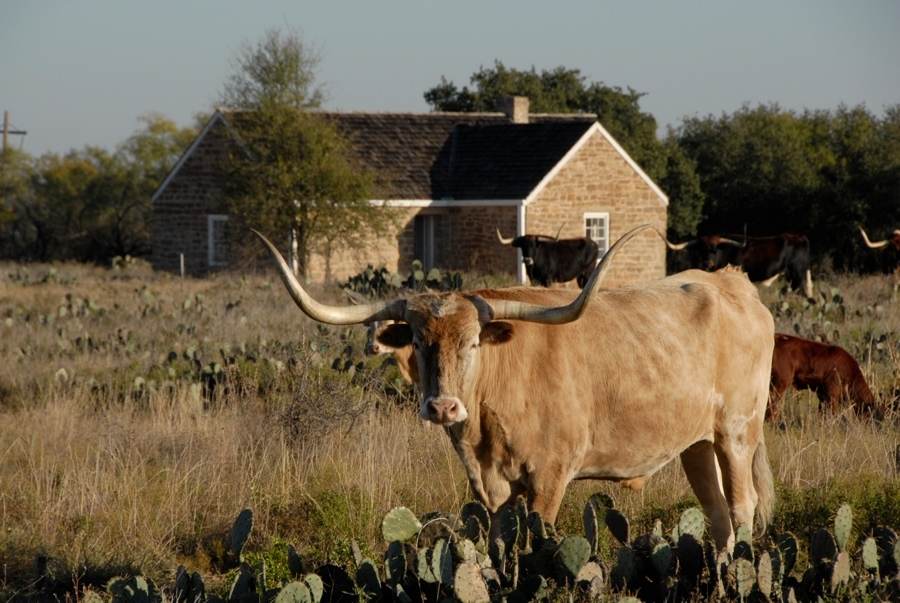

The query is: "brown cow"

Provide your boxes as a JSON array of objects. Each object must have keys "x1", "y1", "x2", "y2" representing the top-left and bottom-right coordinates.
[
  {"x1": 256, "y1": 225, "x2": 775, "y2": 552},
  {"x1": 365, "y1": 320, "x2": 420, "y2": 384},
  {"x1": 769, "y1": 333, "x2": 885, "y2": 421}
]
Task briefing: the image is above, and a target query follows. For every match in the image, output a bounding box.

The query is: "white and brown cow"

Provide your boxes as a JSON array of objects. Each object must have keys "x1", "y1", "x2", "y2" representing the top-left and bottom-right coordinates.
[{"x1": 256, "y1": 225, "x2": 775, "y2": 552}]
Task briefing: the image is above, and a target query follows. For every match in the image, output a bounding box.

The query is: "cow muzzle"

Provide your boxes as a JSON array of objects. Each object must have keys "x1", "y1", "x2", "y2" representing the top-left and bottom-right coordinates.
[{"x1": 421, "y1": 396, "x2": 468, "y2": 424}]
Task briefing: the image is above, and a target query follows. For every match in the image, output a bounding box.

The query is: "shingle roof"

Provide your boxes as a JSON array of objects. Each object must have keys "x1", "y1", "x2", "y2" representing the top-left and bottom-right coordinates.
[{"x1": 320, "y1": 112, "x2": 596, "y2": 200}]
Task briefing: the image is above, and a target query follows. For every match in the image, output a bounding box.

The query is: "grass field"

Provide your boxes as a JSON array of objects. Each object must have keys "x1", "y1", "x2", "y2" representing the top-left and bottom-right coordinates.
[{"x1": 1, "y1": 259, "x2": 898, "y2": 600}]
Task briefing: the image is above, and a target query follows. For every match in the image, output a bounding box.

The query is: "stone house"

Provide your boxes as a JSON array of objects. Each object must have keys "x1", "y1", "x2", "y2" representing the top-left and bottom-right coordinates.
[{"x1": 151, "y1": 97, "x2": 668, "y2": 288}]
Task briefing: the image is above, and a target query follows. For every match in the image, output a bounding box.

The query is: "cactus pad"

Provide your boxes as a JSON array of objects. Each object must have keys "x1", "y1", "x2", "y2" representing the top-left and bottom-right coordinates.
[
  {"x1": 355, "y1": 558, "x2": 381, "y2": 601},
  {"x1": 553, "y1": 536, "x2": 591, "y2": 582},
  {"x1": 231, "y1": 508, "x2": 253, "y2": 562},
  {"x1": 274, "y1": 582, "x2": 312, "y2": 603},
  {"x1": 830, "y1": 550, "x2": 851, "y2": 593},
  {"x1": 834, "y1": 504, "x2": 853, "y2": 553},
  {"x1": 431, "y1": 539, "x2": 454, "y2": 586},
  {"x1": 777, "y1": 532, "x2": 799, "y2": 576},
  {"x1": 726, "y1": 558, "x2": 756, "y2": 598},
  {"x1": 756, "y1": 550, "x2": 774, "y2": 598},
  {"x1": 605, "y1": 508, "x2": 630, "y2": 545},
  {"x1": 381, "y1": 506, "x2": 422, "y2": 542},
  {"x1": 461, "y1": 502, "x2": 490, "y2": 542},
  {"x1": 453, "y1": 562, "x2": 490, "y2": 603},
  {"x1": 582, "y1": 501, "x2": 598, "y2": 555},
  {"x1": 810, "y1": 527, "x2": 836, "y2": 564},
  {"x1": 674, "y1": 507, "x2": 706, "y2": 543}
]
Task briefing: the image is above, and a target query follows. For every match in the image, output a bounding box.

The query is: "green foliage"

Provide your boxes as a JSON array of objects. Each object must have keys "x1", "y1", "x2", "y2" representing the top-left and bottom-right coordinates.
[
  {"x1": 673, "y1": 102, "x2": 900, "y2": 270},
  {"x1": 341, "y1": 261, "x2": 464, "y2": 301},
  {"x1": 1, "y1": 113, "x2": 195, "y2": 262}
]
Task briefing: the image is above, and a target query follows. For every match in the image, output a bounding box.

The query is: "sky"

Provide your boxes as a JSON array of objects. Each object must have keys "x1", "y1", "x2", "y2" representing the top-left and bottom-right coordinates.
[{"x1": 2, "y1": 1, "x2": 898, "y2": 158}]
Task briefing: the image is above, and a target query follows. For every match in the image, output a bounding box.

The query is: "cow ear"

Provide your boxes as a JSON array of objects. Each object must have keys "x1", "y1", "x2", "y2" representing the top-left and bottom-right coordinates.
[
  {"x1": 481, "y1": 321, "x2": 514, "y2": 345},
  {"x1": 375, "y1": 323, "x2": 413, "y2": 348}
]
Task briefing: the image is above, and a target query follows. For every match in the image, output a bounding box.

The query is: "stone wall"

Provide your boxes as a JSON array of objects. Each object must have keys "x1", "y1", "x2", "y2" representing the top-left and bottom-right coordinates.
[
  {"x1": 152, "y1": 121, "x2": 229, "y2": 276},
  {"x1": 525, "y1": 129, "x2": 667, "y2": 289}
]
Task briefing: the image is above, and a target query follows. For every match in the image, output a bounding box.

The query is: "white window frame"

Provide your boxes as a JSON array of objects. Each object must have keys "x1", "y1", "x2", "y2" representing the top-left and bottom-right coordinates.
[
  {"x1": 584, "y1": 212, "x2": 610, "y2": 255},
  {"x1": 208, "y1": 214, "x2": 229, "y2": 267}
]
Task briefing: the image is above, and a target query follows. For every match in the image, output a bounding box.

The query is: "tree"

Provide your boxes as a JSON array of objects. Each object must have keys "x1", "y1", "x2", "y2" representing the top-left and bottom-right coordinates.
[
  {"x1": 423, "y1": 61, "x2": 703, "y2": 236},
  {"x1": 1, "y1": 113, "x2": 194, "y2": 262},
  {"x1": 218, "y1": 28, "x2": 391, "y2": 278},
  {"x1": 424, "y1": 61, "x2": 668, "y2": 180}
]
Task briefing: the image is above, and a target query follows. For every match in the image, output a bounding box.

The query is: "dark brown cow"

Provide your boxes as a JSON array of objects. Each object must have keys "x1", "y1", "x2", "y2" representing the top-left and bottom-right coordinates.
[
  {"x1": 859, "y1": 227, "x2": 900, "y2": 275},
  {"x1": 655, "y1": 230, "x2": 813, "y2": 297},
  {"x1": 257, "y1": 225, "x2": 775, "y2": 552},
  {"x1": 768, "y1": 333, "x2": 885, "y2": 421}
]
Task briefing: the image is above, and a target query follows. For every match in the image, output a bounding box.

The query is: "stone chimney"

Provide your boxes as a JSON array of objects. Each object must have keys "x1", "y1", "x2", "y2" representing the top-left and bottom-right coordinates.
[{"x1": 499, "y1": 96, "x2": 529, "y2": 124}]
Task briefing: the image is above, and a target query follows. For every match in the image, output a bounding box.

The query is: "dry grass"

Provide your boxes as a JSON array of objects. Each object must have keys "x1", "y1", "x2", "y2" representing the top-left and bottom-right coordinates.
[{"x1": 1, "y1": 261, "x2": 899, "y2": 599}]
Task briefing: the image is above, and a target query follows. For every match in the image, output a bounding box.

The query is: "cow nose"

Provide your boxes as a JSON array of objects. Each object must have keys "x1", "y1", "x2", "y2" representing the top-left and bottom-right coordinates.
[
  {"x1": 423, "y1": 396, "x2": 468, "y2": 424},
  {"x1": 365, "y1": 343, "x2": 378, "y2": 355}
]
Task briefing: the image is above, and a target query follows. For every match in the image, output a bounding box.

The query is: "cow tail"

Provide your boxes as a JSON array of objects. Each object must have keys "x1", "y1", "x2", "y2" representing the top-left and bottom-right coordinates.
[{"x1": 753, "y1": 436, "x2": 775, "y2": 532}]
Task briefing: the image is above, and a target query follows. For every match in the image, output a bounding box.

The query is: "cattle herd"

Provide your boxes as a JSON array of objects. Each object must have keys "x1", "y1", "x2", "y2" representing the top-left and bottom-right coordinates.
[{"x1": 256, "y1": 222, "x2": 894, "y2": 555}]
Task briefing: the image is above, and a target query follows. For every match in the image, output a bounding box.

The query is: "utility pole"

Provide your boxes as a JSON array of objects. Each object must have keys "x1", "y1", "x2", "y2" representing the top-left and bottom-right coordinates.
[{"x1": 2, "y1": 111, "x2": 28, "y2": 153}]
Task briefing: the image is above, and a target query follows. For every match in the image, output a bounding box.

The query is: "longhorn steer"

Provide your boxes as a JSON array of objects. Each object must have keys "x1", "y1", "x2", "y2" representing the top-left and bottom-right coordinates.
[
  {"x1": 769, "y1": 333, "x2": 885, "y2": 422},
  {"x1": 655, "y1": 230, "x2": 813, "y2": 297},
  {"x1": 256, "y1": 225, "x2": 775, "y2": 552},
  {"x1": 859, "y1": 227, "x2": 900, "y2": 275},
  {"x1": 497, "y1": 228, "x2": 600, "y2": 288},
  {"x1": 365, "y1": 320, "x2": 420, "y2": 384}
]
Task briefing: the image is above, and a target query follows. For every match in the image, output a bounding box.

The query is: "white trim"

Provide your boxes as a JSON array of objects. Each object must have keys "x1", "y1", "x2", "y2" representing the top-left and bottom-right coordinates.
[
  {"x1": 517, "y1": 205, "x2": 527, "y2": 284},
  {"x1": 207, "y1": 214, "x2": 229, "y2": 267},
  {"x1": 524, "y1": 122, "x2": 669, "y2": 207},
  {"x1": 374, "y1": 198, "x2": 525, "y2": 208}
]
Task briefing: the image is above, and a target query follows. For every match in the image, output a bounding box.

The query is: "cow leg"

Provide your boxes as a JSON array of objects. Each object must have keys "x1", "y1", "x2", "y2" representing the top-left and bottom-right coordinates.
[
  {"x1": 525, "y1": 470, "x2": 569, "y2": 526},
  {"x1": 712, "y1": 436, "x2": 760, "y2": 546},
  {"x1": 767, "y1": 378, "x2": 790, "y2": 422},
  {"x1": 680, "y1": 440, "x2": 734, "y2": 551},
  {"x1": 820, "y1": 370, "x2": 844, "y2": 415}
]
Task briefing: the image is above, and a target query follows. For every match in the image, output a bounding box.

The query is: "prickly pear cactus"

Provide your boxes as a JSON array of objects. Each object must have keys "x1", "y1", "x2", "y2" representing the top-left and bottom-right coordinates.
[
  {"x1": 431, "y1": 539, "x2": 454, "y2": 586},
  {"x1": 672, "y1": 507, "x2": 705, "y2": 543},
  {"x1": 526, "y1": 511, "x2": 549, "y2": 550},
  {"x1": 553, "y1": 536, "x2": 591, "y2": 583},
  {"x1": 830, "y1": 550, "x2": 851, "y2": 594},
  {"x1": 381, "y1": 506, "x2": 422, "y2": 542},
  {"x1": 734, "y1": 523, "x2": 754, "y2": 561},
  {"x1": 583, "y1": 501, "x2": 599, "y2": 556},
  {"x1": 810, "y1": 527, "x2": 837, "y2": 565},
  {"x1": 777, "y1": 532, "x2": 799, "y2": 577},
  {"x1": 499, "y1": 506, "x2": 520, "y2": 552},
  {"x1": 726, "y1": 558, "x2": 756, "y2": 599},
  {"x1": 461, "y1": 501, "x2": 490, "y2": 542},
  {"x1": 355, "y1": 558, "x2": 381, "y2": 601},
  {"x1": 605, "y1": 508, "x2": 630, "y2": 545},
  {"x1": 231, "y1": 508, "x2": 254, "y2": 562},
  {"x1": 675, "y1": 533, "x2": 704, "y2": 588},
  {"x1": 383, "y1": 541, "x2": 406, "y2": 584},
  {"x1": 610, "y1": 544, "x2": 636, "y2": 591},
  {"x1": 862, "y1": 537, "x2": 880, "y2": 579},
  {"x1": 651, "y1": 540, "x2": 673, "y2": 580},
  {"x1": 834, "y1": 503, "x2": 853, "y2": 553},
  {"x1": 756, "y1": 549, "x2": 774, "y2": 598},
  {"x1": 107, "y1": 575, "x2": 162, "y2": 603},
  {"x1": 274, "y1": 582, "x2": 312, "y2": 603},
  {"x1": 453, "y1": 561, "x2": 490, "y2": 603},
  {"x1": 303, "y1": 574, "x2": 323, "y2": 603}
]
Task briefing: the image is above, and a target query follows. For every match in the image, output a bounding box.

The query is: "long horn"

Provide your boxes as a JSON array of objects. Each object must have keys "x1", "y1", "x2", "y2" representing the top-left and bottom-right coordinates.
[
  {"x1": 488, "y1": 224, "x2": 650, "y2": 324},
  {"x1": 859, "y1": 226, "x2": 888, "y2": 249},
  {"x1": 653, "y1": 227, "x2": 689, "y2": 250},
  {"x1": 716, "y1": 237, "x2": 743, "y2": 248},
  {"x1": 554, "y1": 221, "x2": 568, "y2": 241},
  {"x1": 253, "y1": 229, "x2": 406, "y2": 324},
  {"x1": 496, "y1": 227, "x2": 515, "y2": 245}
]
